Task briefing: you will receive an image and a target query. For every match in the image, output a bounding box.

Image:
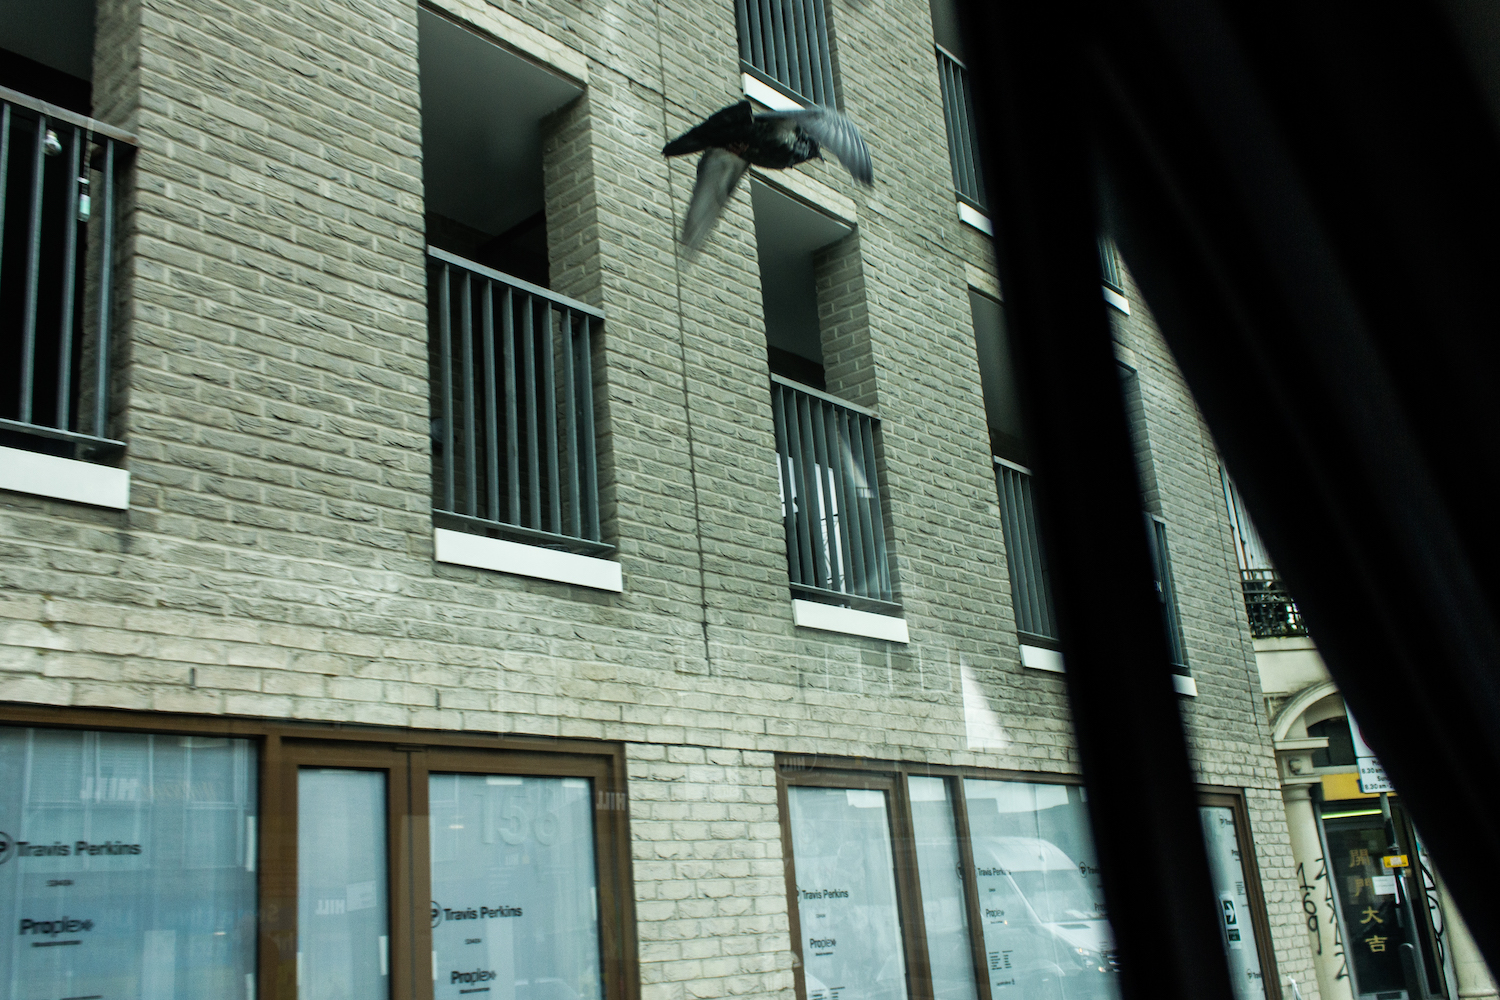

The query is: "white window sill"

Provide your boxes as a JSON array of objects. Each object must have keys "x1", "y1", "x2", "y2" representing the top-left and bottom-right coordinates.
[
  {"x1": 0, "y1": 445, "x2": 129, "y2": 509},
  {"x1": 1103, "y1": 285, "x2": 1131, "y2": 314},
  {"x1": 958, "y1": 202, "x2": 994, "y2": 236},
  {"x1": 742, "y1": 73, "x2": 804, "y2": 111},
  {"x1": 1020, "y1": 643, "x2": 1064, "y2": 673},
  {"x1": 433, "y1": 527, "x2": 622, "y2": 592},
  {"x1": 1020, "y1": 642, "x2": 1198, "y2": 697},
  {"x1": 792, "y1": 599, "x2": 909, "y2": 643}
]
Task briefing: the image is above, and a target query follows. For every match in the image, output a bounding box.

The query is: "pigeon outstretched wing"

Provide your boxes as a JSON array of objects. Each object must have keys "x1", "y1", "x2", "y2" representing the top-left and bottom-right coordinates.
[
  {"x1": 682, "y1": 148, "x2": 751, "y2": 250},
  {"x1": 762, "y1": 106, "x2": 874, "y2": 185}
]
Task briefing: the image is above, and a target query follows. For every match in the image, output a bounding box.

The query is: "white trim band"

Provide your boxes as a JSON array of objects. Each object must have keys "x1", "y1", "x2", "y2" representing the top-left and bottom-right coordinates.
[
  {"x1": 1020, "y1": 644, "x2": 1064, "y2": 673},
  {"x1": 433, "y1": 527, "x2": 623, "y2": 592},
  {"x1": 0, "y1": 445, "x2": 129, "y2": 509},
  {"x1": 792, "y1": 599, "x2": 909, "y2": 643},
  {"x1": 1103, "y1": 285, "x2": 1131, "y2": 314},
  {"x1": 958, "y1": 202, "x2": 994, "y2": 235},
  {"x1": 741, "y1": 74, "x2": 803, "y2": 111}
]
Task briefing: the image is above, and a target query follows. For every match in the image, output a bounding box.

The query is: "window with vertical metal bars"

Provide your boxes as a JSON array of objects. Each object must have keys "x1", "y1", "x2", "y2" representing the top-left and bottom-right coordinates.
[
  {"x1": 0, "y1": 88, "x2": 133, "y2": 458},
  {"x1": 994, "y1": 457, "x2": 1059, "y2": 643},
  {"x1": 735, "y1": 0, "x2": 838, "y2": 107},
  {"x1": 1099, "y1": 236, "x2": 1125, "y2": 292},
  {"x1": 771, "y1": 375, "x2": 896, "y2": 611},
  {"x1": 936, "y1": 47, "x2": 988, "y2": 212},
  {"x1": 428, "y1": 247, "x2": 608, "y2": 554},
  {"x1": 1148, "y1": 515, "x2": 1191, "y2": 672}
]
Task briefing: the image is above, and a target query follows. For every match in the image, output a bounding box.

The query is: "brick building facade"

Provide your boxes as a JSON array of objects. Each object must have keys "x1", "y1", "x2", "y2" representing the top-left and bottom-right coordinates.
[{"x1": 0, "y1": 0, "x2": 1322, "y2": 998}]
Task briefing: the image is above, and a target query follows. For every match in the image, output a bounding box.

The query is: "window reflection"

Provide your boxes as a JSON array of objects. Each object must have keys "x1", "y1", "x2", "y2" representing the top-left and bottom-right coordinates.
[
  {"x1": 297, "y1": 768, "x2": 390, "y2": 1000},
  {"x1": 0, "y1": 727, "x2": 257, "y2": 1000}
]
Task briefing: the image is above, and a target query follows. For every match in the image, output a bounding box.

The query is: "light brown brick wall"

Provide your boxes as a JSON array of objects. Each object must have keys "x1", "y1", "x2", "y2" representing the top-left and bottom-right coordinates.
[{"x1": 1, "y1": 0, "x2": 1315, "y2": 996}]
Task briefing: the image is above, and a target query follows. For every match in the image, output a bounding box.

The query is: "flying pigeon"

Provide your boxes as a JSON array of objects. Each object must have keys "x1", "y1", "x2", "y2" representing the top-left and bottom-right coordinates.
[{"x1": 662, "y1": 100, "x2": 874, "y2": 250}]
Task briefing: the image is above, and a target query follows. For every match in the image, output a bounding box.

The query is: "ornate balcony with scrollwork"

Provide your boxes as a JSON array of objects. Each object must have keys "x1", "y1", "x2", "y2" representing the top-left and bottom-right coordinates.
[{"x1": 1241, "y1": 568, "x2": 1309, "y2": 638}]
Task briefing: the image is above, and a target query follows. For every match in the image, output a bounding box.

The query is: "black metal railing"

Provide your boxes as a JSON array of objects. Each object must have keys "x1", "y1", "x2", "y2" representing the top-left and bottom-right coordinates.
[
  {"x1": 735, "y1": 0, "x2": 838, "y2": 107},
  {"x1": 1, "y1": 86, "x2": 134, "y2": 457},
  {"x1": 428, "y1": 247, "x2": 607, "y2": 554},
  {"x1": 995, "y1": 457, "x2": 1058, "y2": 642},
  {"x1": 1148, "y1": 516, "x2": 1191, "y2": 671},
  {"x1": 1240, "y1": 568, "x2": 1308, "y2": 638},
  {"x1": 937, "y1": 47, "x2": 987, "y2": 211},
  {"x1": 771, "y1": 375, "x2": 895, "y2": 610}
]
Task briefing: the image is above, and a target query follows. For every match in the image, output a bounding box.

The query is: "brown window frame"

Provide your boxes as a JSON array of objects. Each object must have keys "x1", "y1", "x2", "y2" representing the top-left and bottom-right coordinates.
[
  {"x1": 1197, "y1": 787, "x2": 1283, "y2": 1000},
  {"x1": 777, "y1": 756, "x2": 1281, "y2": 1000},
  {"x1": 0, "y1": 703, "x2": 639, "y2": 1000}
]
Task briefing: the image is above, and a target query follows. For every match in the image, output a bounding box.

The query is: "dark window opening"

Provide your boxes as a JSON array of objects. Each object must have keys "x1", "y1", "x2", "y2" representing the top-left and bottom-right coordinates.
[
  {"x1": 418, "y1": 8, "x2": 580, "y2": 290},
  {"x1": 1308, "y1": 717, "x2": 1357, "y2": 768}
]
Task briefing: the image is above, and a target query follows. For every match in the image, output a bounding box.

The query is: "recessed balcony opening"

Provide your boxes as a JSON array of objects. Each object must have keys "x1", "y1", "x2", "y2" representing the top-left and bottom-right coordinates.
[
  {"x1": 0, "y1": 0, "x2": 94, "y2": 114},
  {"x1": 754, "y1": 181, "x2": 895, "y2": 616},
  {"x1": 751, "y1": 179, "x2": 851, "y2": 391},
  {"x1": 419, "y1": 12, "x2": 605, "y2": 556},
  {"x1": 1, "y1": 0, "x2": 131, "y2": 461},
  {"x1": 972, "y1": 289, "x2": 1058, "y2": 648},
  {"x1": 418, "y1": 8, "x2": 581, "y2": 289}
]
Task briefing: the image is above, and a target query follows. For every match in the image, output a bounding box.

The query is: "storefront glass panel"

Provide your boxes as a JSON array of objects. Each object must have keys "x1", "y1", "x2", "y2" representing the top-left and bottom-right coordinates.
[
  {"x1": 787, "y1": 785, "x2": 909, "y2": 1000},
  {"x1": 1200, "y1": 805, "x2": 1269, "y2": 1000},
  {"x1": 298, "y1": 768, "x2": 389, "y2": 1000},
  {"x1": 428, "y1": 773, "x2": 602, "y2": 1000},
  {"x1": 0, "y1": 726, "x2": 257, "y2": 1000},
  {"x1": 907, "y1": 776, "x2": 979, "y2": 1000},
  {"x1": 963, "y1": 778, "x2": 1119, "y2": 1000},
  {"x1": 1323, "y1": 809, "x2": 1409, "y2": 998}
]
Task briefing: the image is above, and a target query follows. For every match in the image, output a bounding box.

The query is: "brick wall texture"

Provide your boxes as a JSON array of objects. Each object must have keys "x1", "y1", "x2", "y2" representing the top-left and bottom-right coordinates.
[{"x1": 0, "y1": 0, "x2": 1316, "y2": 997}]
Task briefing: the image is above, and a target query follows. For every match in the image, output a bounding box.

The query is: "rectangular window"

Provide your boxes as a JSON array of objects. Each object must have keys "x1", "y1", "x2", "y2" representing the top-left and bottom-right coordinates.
[
  {"x1": 420, "y1": 10, "x2": 607, "y2": 556},
  {"x1": 1147, "y1": 515, "x2": 1191, "y2": 673},
  {"x1": 0, "y1": 726, "x2": 258, "y2": 1000},
  {"x1": 0, "y1": 714, "x2": 634, "y2": 1000},
  {"x1": 995, "y1": 457, "x2": 1058, "y2": 645},
  {"x1": 734, "y1": 0, "x2": 838, "y2": 106},
  {"x1": 1097, "y1": 239, "x2": 1125, "y2": 294},
  {"x1": 780, "y1": 763, "x2": 1283, "y2": 1000},
  {"x1": 772, "y1": 377, "x2": 895, "y2": 612},
  {"x1": 785, "y1": 782, "x2": 909, "y2": 1000},
  {"x1": 428, "y1": 256, "x2": 607, "y2": 553},
  {"x1": 935, "y1": 47, "x2": 987, "y2": 211},
  {"x1": 427, "y1": 773, "x2": 602, "y2": 1000},
  {"x1": 1199, "y1": 793, "x2": 1277, "y2": 1000}
]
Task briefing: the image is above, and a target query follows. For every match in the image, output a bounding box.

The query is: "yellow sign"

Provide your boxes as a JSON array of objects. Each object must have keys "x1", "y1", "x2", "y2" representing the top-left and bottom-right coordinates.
[{"x1": 1382, "y1": 854, "x2": 1409, "y2": 869}]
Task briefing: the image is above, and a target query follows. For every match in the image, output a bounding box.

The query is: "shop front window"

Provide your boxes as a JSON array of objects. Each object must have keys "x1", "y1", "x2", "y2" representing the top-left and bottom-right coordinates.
[
  {"x1": 785, "y1": 783, "x2": 909, "y2": 1000},
  {"x1": 0, "y1": 718, "x2": 634, "y2": 1000},
  {"x1": 1199, "y1": 797, "x2": 1273, "y2": 1000},
  {"x1": 0, "y1": 726, "x2": 258, "y2": 1000},
  {"x1": 962, "y1": 779, "x2": 1116, "y2": 1000},
  {"x1": 780, "y1": 762, "x2": 1282, "y2": 1000},
  {"x1": 427, "y1": 773, "x2": 603, "y2": 1000}
]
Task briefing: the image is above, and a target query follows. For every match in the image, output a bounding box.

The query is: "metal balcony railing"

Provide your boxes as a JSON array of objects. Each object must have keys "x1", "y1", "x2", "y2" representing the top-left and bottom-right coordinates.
[
  {"x1": 1241, "y1": 568, "x2": 1308, "y2": 638},
  {"x1": 0, "y1": 87, "x2": 134, "y2": 456},
  {"x1": 995, "y1": 457, "x2": 1059, "y2": 642},
  {"x1": 428, "y1": 248, "x2": 607, "y2": 553},
  {"x1": 771, "y1": 376, "x2": 895, "y2": 611},
  {"x1": 937, "y1": 47, "x2": 987, "y2": 211},
  {"x1": 735, "y1": 0, "x2": 838, "y2": 106}
]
